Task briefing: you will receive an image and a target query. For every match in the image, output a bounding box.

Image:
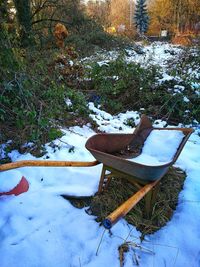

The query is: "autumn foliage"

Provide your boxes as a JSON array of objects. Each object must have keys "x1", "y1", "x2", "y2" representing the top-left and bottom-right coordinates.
[{"x1": 54, "y1": 23, "x2": 69, "y2": 48}]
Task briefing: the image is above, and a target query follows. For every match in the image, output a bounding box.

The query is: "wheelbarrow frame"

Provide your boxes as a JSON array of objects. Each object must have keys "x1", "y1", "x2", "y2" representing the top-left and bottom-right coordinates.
[
  {"x1": 85, "y1": 115, "x2": 193, "y2": 228},
  {"x1": 85, "y1": 115, "x2": 193, "y2": 182}
]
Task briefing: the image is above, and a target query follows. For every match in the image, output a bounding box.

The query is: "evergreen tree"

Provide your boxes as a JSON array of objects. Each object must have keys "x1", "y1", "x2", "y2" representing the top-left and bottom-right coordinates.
[{"x1": 134, "y1": 0, "x2": 149, "y2": 35}]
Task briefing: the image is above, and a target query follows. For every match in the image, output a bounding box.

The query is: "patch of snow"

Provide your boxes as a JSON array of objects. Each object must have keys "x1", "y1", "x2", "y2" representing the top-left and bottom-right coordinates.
[
  {"x1": 21, "y1": 142, "x2": 35, "y2": 149},
  {"x1": 97, "y1": 60, "x2": 110, "y2": 67},
  {"x1": 0, "y1": 170, "x2": 22, "y2": 192},
  {"x1": 153, "y1": 119, "x2": 167, "y2": 127},
  {"x1": 89, "y1": 103, "x2": 140, "y2": 133},
  {"x1": 0, "y1": 140, "x2": 12, "y2": 159},
  {"x1": 125, "y1": 42, "x2": 181, "y2": 68},
  {"x1": 65, "y1": 98, "x2": 72, "y2": 107},
  {"x1": 69, "y1": 60, "x2": 74, "y2": 66},
  {"x1": 174, "y1": 85, "x2": 185, "y2": 91},
  {"x1": 191, "y1": 82, "x2": 200, "y2": 95},
  {"x1": 89, "y1": 102, "x2": 113, "y2": 121},
  {"x1": 83, "y1": 42, "x2": 182, "y2": 71},
  {"x1": 159, "y1": 72, "x2": 174, "y2": 82},
  {"x1": 0, "y1": 144, "x2": 7, "y2": 159},
  {"x1": 129, "y1": 129, "x2": 184, "y2": 165},
  {"x1": 183, "y1": 96, "x2": 190, "y2": 103}
]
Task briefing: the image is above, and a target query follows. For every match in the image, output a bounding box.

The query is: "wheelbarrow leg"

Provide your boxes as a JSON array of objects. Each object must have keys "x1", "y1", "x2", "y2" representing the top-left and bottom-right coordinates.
[
  {"x1": 144, "y1": 181, "x2": 160, "y2": 219},
  {"x1": 98, "y1": 165, "x2": 112, "y2": 194}
]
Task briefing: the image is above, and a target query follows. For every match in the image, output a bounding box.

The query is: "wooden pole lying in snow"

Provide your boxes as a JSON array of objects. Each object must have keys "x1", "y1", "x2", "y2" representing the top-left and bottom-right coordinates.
[
  {"x1": 0, "y1": 160, "x2": 100, "y2": 171},
  {"x1": 103, "y1": 179, "x2": 160, "y2": 229}
]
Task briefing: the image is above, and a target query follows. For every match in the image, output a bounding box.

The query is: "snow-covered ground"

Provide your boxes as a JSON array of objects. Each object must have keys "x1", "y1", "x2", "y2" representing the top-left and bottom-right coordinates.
[
  {"x1": 0, "y1": 103, "x2": 200, "y2": 267},
  {"x1": 82, "y1": 42, "x2": 182, "y2": 69},
  {"x1": 0, "y1": 43, "x2": 200, "y2": 267},
  {"x1": 83, "y1": 42, "x2": 200, "y2": 96}
]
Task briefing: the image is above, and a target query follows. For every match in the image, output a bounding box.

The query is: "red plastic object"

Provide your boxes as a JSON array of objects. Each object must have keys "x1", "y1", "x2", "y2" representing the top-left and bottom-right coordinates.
[{"x1": 0, "y1": 176, "x2": 29, "y2": 196}]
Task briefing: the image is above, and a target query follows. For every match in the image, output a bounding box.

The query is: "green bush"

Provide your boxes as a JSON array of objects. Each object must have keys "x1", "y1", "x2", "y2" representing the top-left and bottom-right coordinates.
[
  {"x1": 66, "y1": 88, "x2": 88, "y2": 115},
  {"x1": 66, "y1": 20, "x2": 129, "y2": 56},
  {"x1": 0, "y1": 25, "x2": 22, "y2": 80},
  {"x1": 86, "y1": 55, "x2": 199, "y2": 124},
  {"x1": 0, "y1": 47, "x2": 88, "y2": 149},
  {"x1": 87, "y1": 54, "x2": 160, "y2": 113},
  {"x1": 166, "y1": 48, "x2": 200, "y2": 123}
]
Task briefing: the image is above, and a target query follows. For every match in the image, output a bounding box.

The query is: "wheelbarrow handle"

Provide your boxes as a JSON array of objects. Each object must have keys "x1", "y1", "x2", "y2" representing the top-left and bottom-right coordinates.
[
  {"x1": 0, "y1": 160, "x2": 100, "y2": 171},
  {"x1": 103, "y1": 179, "x2": 159, "y2": 229}
]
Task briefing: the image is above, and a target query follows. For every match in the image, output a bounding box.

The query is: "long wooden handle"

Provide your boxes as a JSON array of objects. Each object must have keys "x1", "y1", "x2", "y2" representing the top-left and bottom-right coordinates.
[
  {"x1": 0, "y1": 160, "x2": 100, "y2": 172},
  {"x1": 103, "y1": 180, "x2": 159, "y2": 229}
]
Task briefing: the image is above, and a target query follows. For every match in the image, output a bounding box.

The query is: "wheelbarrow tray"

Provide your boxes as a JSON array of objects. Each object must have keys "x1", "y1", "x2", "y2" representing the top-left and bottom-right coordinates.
[{"x1": 85, "y1": 116, "x2": 193, "y2": 182}]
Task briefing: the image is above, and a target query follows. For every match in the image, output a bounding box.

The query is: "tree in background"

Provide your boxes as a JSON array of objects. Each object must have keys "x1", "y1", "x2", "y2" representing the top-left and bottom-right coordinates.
[
  {"x1": 110, "y1": 0, "x2": 130, "y2": 29},
  {"x1": 134, "y1": 0, "x2": 149, "y2": 35},
  {"x1": 148, "y1": 0, "x2": 173, "y2": 35},
  {"x1": 170, "y1": 0, "x2": 200, "y2": 33},
  {"x1": 8, "y1": 0, "x2": 90, "y2": 47},
  {"x1": 148, "y1": 0, "x2": 200, "y2": 35},
  {"x1": 13, "y1": 0, "x2": 33, "y2": 47},
  {"x1": 86, "y1": 0, "x2": 110, "y2": 28}
]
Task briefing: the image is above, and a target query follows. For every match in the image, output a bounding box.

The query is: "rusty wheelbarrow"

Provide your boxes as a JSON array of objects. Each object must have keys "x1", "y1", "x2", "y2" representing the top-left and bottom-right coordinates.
[{"x1": 85, "y1": 115, "x2": 193, "y2": 229}]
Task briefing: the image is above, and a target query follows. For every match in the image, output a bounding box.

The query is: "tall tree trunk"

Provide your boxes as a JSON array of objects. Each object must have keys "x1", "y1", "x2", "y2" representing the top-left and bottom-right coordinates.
[
  {"x1": 0, "y1": 0, "x2": 8, "y2": 24},
  {"x1": 13, "y1": 0, "x2": 33, "y2": 47}
]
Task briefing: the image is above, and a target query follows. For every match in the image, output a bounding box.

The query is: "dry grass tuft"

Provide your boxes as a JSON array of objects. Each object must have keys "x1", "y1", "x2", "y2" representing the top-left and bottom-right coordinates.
[{"x1": 65, "y1": 167, "x2": 186, "y2": 236}]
